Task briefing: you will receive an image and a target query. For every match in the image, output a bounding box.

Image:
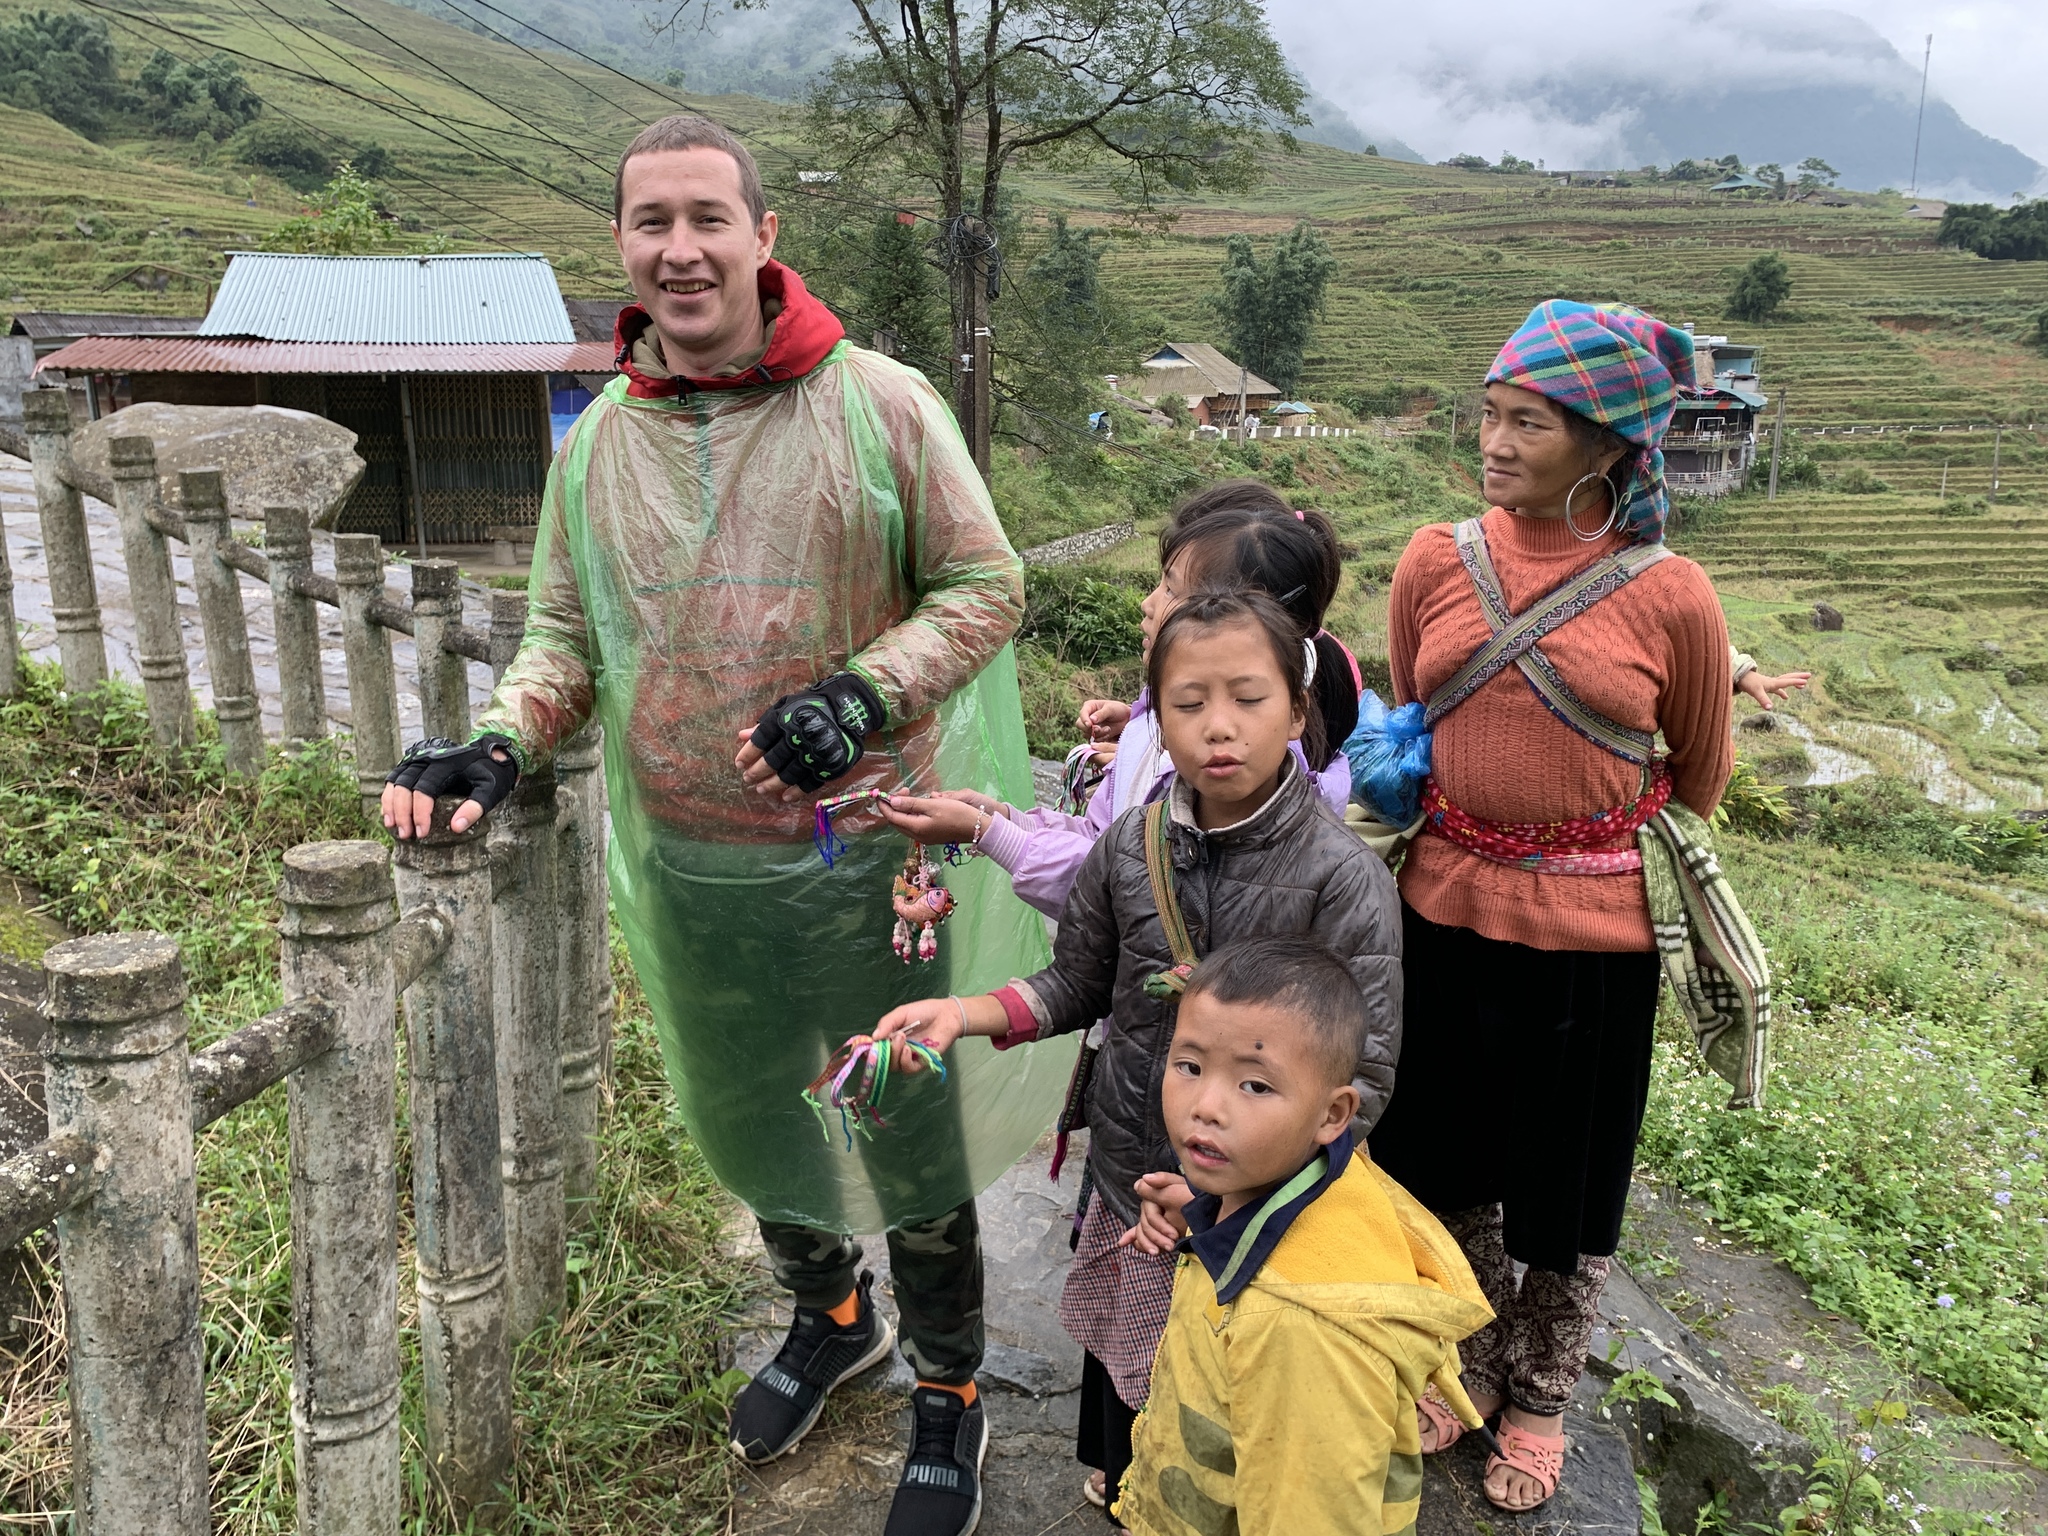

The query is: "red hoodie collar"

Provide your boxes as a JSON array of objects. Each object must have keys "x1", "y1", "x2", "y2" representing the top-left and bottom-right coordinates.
[{"x1": 613, "y1": 260, "x2": 846, "y2": 399}]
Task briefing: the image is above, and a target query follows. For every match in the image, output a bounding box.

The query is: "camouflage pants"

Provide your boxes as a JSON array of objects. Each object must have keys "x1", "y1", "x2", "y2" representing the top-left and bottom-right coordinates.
[{"x1": 758, "y1": 1199, "x2": 985, "y2": 1386}]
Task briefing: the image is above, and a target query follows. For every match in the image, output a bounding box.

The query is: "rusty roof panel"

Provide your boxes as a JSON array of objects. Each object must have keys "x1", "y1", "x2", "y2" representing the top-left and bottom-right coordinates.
[{"x1": 35, "y1": 337, "x2": 615, "y2": 375}]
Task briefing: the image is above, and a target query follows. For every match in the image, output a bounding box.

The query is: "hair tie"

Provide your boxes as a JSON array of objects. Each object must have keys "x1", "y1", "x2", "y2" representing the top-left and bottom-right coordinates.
[
  {"x1": 1302, "y1": 636, "x2": 1319, "y2": 689},
  {"x1": 1293, "y1": 508, "x2": 1306, "y2": 521}
]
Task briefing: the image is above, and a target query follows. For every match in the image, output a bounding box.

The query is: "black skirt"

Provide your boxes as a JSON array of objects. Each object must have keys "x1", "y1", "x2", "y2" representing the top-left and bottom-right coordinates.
[{"x1": 1368, "y1": 903, "x2": 1660, "y2": 1275}]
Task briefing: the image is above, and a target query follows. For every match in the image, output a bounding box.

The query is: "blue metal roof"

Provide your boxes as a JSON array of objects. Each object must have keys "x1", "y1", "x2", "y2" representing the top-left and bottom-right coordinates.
[{"x1": 201, "y1": 252, "x2": 575, "y2": 344}]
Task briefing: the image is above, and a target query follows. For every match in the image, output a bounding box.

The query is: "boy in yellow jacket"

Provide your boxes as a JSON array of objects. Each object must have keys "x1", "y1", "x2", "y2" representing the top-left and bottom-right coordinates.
[{"x1": 1114, "y1": 936, "x2": 1495, "y2": 1536}]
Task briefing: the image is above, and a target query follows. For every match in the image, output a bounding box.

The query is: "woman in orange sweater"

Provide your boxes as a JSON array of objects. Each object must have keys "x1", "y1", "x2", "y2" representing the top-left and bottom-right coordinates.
[{"x1": 1369, "y1": 302, "x2": 1732, "y2": 1513}]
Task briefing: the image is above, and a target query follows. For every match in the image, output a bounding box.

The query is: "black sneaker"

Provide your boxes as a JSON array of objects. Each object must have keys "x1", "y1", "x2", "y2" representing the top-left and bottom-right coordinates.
[
  {"x1": 728, "y1": 1270, "x2": 895, "y2": 1464},
  {"x1": 883, "y1": 1384, "x2": 989, "y2": 1536}
]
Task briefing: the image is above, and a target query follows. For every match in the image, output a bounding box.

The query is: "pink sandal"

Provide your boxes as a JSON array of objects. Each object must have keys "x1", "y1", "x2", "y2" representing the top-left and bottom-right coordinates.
[
  {"x1": 1484, "y1": 1418, "x2": 1565, "y2": 1511},
  {"x1": 1416, "y1": 1390, "x2": 1469, "y2": 1454}
]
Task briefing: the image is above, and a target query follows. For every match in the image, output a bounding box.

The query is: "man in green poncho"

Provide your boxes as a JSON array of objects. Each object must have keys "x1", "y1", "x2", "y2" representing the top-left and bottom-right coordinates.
[{"x1": 381, "y1": 115, "x2": 1069, "y2": 1536}]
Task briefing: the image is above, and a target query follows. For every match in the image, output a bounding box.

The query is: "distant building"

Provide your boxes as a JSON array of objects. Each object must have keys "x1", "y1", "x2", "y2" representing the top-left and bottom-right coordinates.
[
  {"x1": 5, "y1": 311, "x2": 202, "y2": 424},
  {"x1": 1706, "y1": 173, "x2": 1772, "y2": 194},
  {"x1": 1128, "y1": 342, "x2": 1279, "y2": 426},
  {"x1": 1664, "y1": 330, "x2": 1768, "y2": 498},
  {"x1": 34, "y1": 253, "x2": 613, "y2": 546}
]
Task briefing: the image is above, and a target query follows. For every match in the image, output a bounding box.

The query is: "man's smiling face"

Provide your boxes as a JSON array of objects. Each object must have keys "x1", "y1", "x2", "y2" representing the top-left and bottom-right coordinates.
[{"x1": 612, "y1": 145, "x2": 778, "y2": 375}]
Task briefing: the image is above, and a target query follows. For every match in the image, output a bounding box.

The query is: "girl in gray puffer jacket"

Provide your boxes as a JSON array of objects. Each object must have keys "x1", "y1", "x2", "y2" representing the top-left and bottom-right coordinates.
[{"x1": 874, "y1": 588, "x2": 1402, "y2": 1524}]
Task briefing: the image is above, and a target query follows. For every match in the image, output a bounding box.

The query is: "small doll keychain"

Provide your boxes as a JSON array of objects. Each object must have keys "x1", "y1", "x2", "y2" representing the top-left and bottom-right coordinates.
[
  {"x1": 891, "y1": 842, "x2": 956, "y2": 963},
  {"x1": 814, "y1": 786, "x2": 973, "y2": 966}
]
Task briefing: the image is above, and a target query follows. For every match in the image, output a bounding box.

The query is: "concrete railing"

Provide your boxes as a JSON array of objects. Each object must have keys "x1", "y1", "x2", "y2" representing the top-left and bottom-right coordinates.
[{"x1": 0, "y1": 384, "x2": 617, "y2": 1529}]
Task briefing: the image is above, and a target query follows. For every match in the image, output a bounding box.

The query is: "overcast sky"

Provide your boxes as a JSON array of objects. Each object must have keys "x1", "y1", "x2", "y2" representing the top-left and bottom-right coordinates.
[{"x1": 1267, "y1": 0, "x2": 2048, "y2": 174}]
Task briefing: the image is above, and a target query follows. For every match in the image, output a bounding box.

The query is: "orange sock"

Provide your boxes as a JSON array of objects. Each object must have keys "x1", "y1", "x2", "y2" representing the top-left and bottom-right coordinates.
[
  {"x1": 918, "y1": 1379, "x2": 977, "y2": 1406},
  {"x1": 823, "y1": 1289, "x2": 861, "y2": 1327}
]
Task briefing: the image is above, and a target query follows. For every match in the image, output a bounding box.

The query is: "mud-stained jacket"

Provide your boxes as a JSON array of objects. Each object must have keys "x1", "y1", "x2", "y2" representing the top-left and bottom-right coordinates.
[
  {"x1": 1115, "y1": 1142, "x2": 1493, "y2": 1536},
  {"x1": 1002, "y1": 758, "x2": 1402, "y2": 1228}
]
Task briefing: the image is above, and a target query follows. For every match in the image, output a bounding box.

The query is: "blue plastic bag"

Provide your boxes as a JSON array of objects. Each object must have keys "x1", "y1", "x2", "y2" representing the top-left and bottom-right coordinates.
[{"x1": 1342, "y1": 689, "x2": 1432, "y2": 826}]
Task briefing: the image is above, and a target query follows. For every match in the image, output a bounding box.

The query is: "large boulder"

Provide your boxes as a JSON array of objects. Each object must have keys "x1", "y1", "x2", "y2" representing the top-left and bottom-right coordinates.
[{"x1": 72, "y1": 403, "x2": 365, "y2": 529}]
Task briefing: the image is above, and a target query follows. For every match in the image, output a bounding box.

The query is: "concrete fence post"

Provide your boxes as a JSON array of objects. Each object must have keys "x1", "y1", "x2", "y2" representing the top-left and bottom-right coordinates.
[
  {"x1": 487, "y1": 589, "x2": 525, "y2": 684},
  {"x1": 21, "y1": 387, "x2": 107, "y2": 698},
  {"x1": 41, "y1": 933, "x2": 206, "y2": 1536},
  {"x1": 410, "y1": 559, "x2": 470, "y2": 743},
  {"x1": 491, "y1": 770, "x2": 565, "y2": 1336},
  {"x1": 279, "y1": 842, "x2": 401, "y2": 1536},
  {"x1": 266, "y1": 508, "x2": 328, "y2": 747},
  {"x1": 553, "y1": 724, "x2": 611, "y2": 1217},
  {"x1": 0, "y1": 465, "x2": 17, "y2": 698},
  {"x1": 178, "y1": 469, "x2": 263, "y2": 776},
  {"x1": 335, "y1": 535, "x2": 400, "y2": 818},
  {"x1": 392, "y1": 800, "x2": 512, "y2": 1520},
  {"x1": 107, "y1": 437, "x2": 196, "y2": 750}
]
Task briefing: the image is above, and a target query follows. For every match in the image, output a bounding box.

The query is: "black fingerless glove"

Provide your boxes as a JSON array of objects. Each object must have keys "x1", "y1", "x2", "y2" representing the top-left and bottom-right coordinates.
[
  {"x1": 387, "y1": 734, "x2": 521, "y2": 819},
  {"x1": 749, "y1": 672, "x2": 887, "y2": 794}
]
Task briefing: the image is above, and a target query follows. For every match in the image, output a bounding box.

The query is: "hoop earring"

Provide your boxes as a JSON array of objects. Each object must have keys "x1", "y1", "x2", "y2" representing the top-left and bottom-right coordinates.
[{"x1": 1564, "y1": 471, "x2": 1618, "y2": 543}]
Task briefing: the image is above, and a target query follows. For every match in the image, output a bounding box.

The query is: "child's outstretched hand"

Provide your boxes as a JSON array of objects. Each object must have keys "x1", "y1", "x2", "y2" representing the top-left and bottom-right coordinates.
[
  {"x1": 1737, "y1": 668, "x2": 1813, "y2": 711},
  {"x1": 871, "y1": 1000, "x2": 963, "y2": 1072},
  {"x1": 1120, "y1": 1172, "x2": 1194, "y2": 1255},
  {"x1": 876, "y1": 789, "x2": 1004, "y2": 845},
  {"x1": 1079, "y1": 698, "x2": 1132, "y2": 742}
]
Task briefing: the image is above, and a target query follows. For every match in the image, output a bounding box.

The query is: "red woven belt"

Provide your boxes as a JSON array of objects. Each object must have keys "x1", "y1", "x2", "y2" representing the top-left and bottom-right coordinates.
[{"x1": 1420, "y1": 761, "x2": 1672, "y2": 875}]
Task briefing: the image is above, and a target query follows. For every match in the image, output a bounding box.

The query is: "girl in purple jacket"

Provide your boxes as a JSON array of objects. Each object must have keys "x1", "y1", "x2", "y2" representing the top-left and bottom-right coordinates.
[{"x1": 879, "y1": 481, "x2": 1361, "y2": 918}]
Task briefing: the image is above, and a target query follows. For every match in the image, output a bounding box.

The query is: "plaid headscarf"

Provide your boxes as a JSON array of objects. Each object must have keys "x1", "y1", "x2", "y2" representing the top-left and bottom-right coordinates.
[{"x1": 1486, "y1": 300, "x2": 1696, "y2": 543}]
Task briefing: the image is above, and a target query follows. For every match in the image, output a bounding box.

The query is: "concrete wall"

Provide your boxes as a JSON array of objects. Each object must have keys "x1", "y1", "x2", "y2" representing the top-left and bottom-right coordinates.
[{"x1": 0, "y1": 336, "x2": 34, "y2": 426}]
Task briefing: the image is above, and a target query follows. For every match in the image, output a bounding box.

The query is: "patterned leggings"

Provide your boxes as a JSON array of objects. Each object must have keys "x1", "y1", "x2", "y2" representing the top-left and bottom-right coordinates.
[{"x1": 1443, "y1": 1204, "x2": 1610, "y2": 1418}]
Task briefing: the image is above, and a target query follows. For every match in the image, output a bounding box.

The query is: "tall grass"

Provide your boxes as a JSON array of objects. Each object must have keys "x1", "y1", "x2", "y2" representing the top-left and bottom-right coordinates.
[{"x1": 0, "y1": 662, "x2": 748, "y2": 1530}]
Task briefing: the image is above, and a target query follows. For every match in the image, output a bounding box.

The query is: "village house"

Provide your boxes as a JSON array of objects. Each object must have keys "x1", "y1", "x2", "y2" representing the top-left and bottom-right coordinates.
[
  {"x1": 32, "y1": 252, "x2": 613, "y2": 548},
  {"x1": 4, "y1": 310, "x2": 203, "y2": 425},
  {"x1": 1664, "y1": 329, "x2": 1768, "y2": 497},
  {"x1": 1126, "y1": 341, "x2": 1279, "y2": 426}
]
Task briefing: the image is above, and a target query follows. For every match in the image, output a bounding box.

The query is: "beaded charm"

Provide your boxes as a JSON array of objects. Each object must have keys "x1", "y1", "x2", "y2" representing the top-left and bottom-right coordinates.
[{"x1": 892, "y1": 843, "x2": 956, "y2": 963}]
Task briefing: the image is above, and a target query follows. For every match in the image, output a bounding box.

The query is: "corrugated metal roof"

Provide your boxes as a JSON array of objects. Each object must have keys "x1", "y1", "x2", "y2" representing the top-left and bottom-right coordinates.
[
  {"x1": 562, "y1": 298, "x2": 630, "y2": 344},
  {"x1": 1138, "y1": 341, "x2": 1277, "y2": 399},
  {"x1": 8, "y1": 312, "x2": 203, "y2": 353},
  {"x1": 36, "y1": 336, "x2": 614, "y2": 375},
  {"x1": 201, "y1": 252, "x2": 576, "y2": 344}
]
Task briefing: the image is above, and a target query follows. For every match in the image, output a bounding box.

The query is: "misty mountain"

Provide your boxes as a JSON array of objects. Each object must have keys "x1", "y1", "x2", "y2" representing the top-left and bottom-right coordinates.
[
  {"x1": 1268, "y1": 0, "x2": 2045, "y2": 202},
  {"x1": 1297, "y1": 94, "x2": 1422, "y2": 162}
]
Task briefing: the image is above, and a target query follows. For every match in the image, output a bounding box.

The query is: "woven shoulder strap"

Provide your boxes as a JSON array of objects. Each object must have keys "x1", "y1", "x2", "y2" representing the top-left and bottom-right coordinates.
[
  {"x1": 1141, "y1": 801, "x2": 1200, "y2": 999},
  {"x1": 1429, "y1": 519, "x2": 1669, "y2": 765}
]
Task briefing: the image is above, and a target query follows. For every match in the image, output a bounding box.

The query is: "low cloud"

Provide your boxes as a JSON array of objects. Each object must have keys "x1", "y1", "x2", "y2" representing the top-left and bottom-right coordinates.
[{"x1": 1270, "y1": 0, "x2": 2046, "y2": 188}]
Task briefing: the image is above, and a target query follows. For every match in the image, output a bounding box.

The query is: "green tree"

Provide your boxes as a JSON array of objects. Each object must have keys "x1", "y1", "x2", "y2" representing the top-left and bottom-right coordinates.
[
  {"x1": 261, "y1": 165, "x2": 401, "y2": 254},
  {"x1": 137, "y1": 49, "x2": 261, "y2": 138},
  {"x1": 1728, "y1": 251, "x2": 1792, "y2": 323},
  {"x1": 1208, "y1": 219, "x2": 1337, "y2": 395},
  {"x1": 233, "y1": 118, "x2": 335, "y2": 192},
  {"x1": 999, "y1": 213, "x2": 1153, "y2": 442},
  {"x1": 1796, "y1": 156, "x2": 1839, "y2": 190},
  {"x1": 0, "y1": 10, "x2": 120, "y2": 138},
  {"x1": 1938, "y1": 200, "x2": 2048, "y2": 262},
  {"x1": 657, "y1": 0, "x2": 1304, "y2": 434},
  {"x1": 1753, "y1": 161, "x2": 1786, "y2": 198},
  {"x1": 852, "y1": 213, "x2": 948, "y2": 372}
]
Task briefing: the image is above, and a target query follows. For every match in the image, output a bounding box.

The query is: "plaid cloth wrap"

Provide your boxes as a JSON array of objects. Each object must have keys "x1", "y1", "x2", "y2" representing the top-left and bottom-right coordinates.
[{"x1": 1486, "y1": 300, "x2": 1697, "y2": 543}]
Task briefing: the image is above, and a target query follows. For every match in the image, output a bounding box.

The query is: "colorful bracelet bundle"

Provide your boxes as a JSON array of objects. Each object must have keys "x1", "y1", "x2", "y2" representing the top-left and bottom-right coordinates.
[
  {"x1": 813, "y1": 788, "x2": 892, "y2": 868},
  {"x1": 801, "y1": 1033, "x2": 948, "y2": 1149}
]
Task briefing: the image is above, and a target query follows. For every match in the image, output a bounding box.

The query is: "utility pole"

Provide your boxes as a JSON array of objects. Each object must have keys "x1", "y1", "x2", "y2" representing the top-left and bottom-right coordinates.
[
  {"x1": 1447, "y1": 399, "x2": 1459, "y2": 464},
  {"x1": 1989, "y1": 425, "x2": 2003, "y2": 508},
  {"x1": 1910, "y1": 35, "x2": 1933, "y2": 195},
  {"x1": 1767, "y1": 386, "x2": 1788, "y2": 500},
  {"x1": 1235, "y1": 365, "x2": 1248, "y2": 444},
  {"x1": 948, "y1": 215, "x2": 997, "y2": 485},
  {"x1": 1940, "y1": 459, "x2": 1949, "y2": 498}
]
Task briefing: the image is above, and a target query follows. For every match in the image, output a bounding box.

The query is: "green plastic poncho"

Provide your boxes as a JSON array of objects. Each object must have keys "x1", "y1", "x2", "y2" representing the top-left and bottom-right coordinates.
[{"x1": 475, "y1": 321, "x2": 1071, "y2": 1234}]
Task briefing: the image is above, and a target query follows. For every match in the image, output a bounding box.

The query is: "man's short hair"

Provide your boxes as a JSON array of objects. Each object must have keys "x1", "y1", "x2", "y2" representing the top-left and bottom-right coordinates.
[
  {"x1": 614, "y1": 114, "x2": 767, "y2": 227},
  {"x1": 1181, "y1": 935, "x2": 1367, "y2": 1086}
]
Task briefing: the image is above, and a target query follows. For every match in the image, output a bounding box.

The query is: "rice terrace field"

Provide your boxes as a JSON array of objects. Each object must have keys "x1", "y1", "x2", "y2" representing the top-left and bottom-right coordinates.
[{"x1": 1, "y1": 0, "x2": 2047, "y2": 1525}]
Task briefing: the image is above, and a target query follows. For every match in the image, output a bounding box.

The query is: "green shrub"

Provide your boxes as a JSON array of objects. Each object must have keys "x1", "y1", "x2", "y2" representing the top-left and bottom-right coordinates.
[
  {"x1": 1021, "y1": 565, "x2": 1146, "y2": 665},
  {"x1": 1936, "y1": 494, "x2": 1989, "y2": 516},
  {"x1": 1715, "y1": 756, "x2": 1792, "y2": 835},
  {"x1": 1727, "y1": 250, "x2": 1792, "y2": 323},
  {"x1": 1798, "y1": 774, "x2": 2048, "y2": 877},
  {"x1": 233, "y1": 118, "x2": 334, "y2": 191},
  {"x1": 1834, "y1": 465, "x2": 1890, "y2": 494}
]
